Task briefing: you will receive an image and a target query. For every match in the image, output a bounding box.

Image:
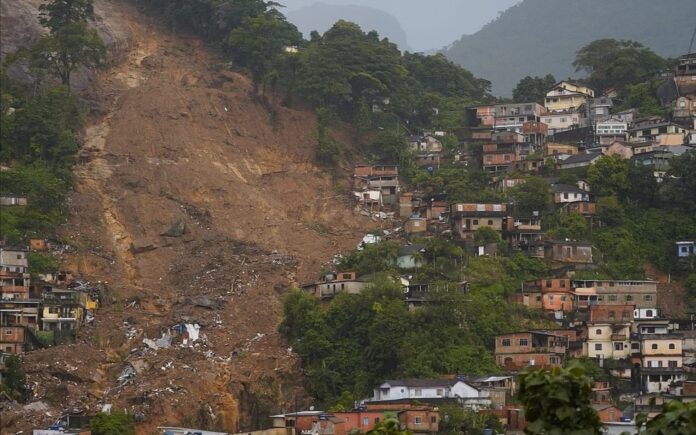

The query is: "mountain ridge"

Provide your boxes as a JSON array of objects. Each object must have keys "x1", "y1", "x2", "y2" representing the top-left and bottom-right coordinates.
[{"x1": 442, "y1": 0, "x2": 696, "y2": 96}]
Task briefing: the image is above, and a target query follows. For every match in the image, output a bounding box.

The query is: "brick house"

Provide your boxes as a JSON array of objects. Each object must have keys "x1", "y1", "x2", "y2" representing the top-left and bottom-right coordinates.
[
  {"x1": 495, "y1": 331, "x2": 568, "y2": 370},
  {"x1": 450, "y1": 203, "x2": 507, "y2": 241}
]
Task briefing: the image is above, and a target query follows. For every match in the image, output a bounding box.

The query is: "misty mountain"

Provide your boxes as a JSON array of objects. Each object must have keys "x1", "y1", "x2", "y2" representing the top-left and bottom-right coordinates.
[
  {"x1": 285, "y1": 2, "x2": 410, "y2": 50},
  {"x1": 442, "y1": 0, "x2": 696, "y2": 96}
]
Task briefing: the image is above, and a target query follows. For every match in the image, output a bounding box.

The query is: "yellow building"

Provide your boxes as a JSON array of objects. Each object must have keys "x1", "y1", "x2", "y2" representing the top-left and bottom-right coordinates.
[{"x1": 545, "y1": 81, "x2": 595, "y2": 112}]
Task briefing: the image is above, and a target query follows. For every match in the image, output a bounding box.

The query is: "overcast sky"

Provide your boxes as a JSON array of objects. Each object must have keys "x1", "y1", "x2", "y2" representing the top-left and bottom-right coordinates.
[{"x1": 279, "y1": 0, "x2": 521, "y2": 51}]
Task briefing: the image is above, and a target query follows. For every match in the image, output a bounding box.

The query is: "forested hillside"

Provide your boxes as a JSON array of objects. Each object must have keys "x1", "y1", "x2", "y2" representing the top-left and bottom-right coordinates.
[
  {"x1": 286, "y1": 3, "x2": 410, "y2": 51},
  {"x1": 443, "y1": 0, "x2": 696, "y2": 95}
]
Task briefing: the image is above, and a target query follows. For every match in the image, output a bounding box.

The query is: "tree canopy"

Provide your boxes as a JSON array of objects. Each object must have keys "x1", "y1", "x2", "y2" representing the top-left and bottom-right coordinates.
[
  {"x1": 573, "y1": 39, "x2": 665, "y2": 93},
  {"x1": 512, "y1": 74, "x2": 556, "y2": 104}
]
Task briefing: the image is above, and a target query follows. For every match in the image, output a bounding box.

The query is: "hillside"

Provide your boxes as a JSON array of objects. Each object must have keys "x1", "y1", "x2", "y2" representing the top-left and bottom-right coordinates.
[
  {"x1": 442, "y1": 0, "x2": 696, "y2": 96},
  {"x1": 285, "y1": 2, "x2": 410, "y2": 51},
  {"x1": 1, "y1": 0, "x2": 374, "y2": 432}
]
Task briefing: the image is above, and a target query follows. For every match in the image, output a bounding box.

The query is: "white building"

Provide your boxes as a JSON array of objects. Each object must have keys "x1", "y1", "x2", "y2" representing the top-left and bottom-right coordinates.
[
  {"x1": 596, "y1": 119, "x2": 628, "y2": 136},
  {"x1": 0, "y1": 248, "x2": 29, "y2": 274},
  {"x1": 372, "y1": 379, "x2": 484, "y2": 401},
  {"x1": 541, "y1": 111, "x2": 587, "y2": 134}
]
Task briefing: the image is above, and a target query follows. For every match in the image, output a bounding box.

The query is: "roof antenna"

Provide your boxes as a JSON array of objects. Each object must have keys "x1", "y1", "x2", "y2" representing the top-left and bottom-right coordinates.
[{"x1": 689, "y1": 23, "x2": 696, "y2": 54}]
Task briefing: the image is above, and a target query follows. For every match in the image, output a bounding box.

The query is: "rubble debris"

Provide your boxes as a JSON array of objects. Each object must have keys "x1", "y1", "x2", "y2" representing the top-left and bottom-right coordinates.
[
  {"x1": 23, "y1": 401, "x2": 50, "y2": 412},
  {"x1": 183, "y1": 323, "x2": 200, "y2": 346},
  {"x1": 117, "y1": 363, "x2": 136, "y2": 387},
  {"x1": 357, "y1": 233, "x2": 381, "y2": 250},
  {"x1": 130, "y1": 239, "x2": 158, "y2": 253},
  {"x1": 161, "y1": 219, "x2": 186, "y2": 237},
  {"x1": 186, "y1": 295, "x2": 222, "y2": 310}
]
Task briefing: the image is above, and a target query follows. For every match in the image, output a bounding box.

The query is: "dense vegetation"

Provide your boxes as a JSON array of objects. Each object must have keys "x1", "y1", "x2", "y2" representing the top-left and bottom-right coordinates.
[
  {"x1": 0, "y1": 0, "x2": 100, "y2": 245},
  {"x1": 443, "y1": 0, "x2": 696, "y2": 95},
  {"x1": 280, "y1": 245, "x2": 554, "y2": 406},
  {"x1": 139, "y1": 0, "x2": 492, "y2": 132}
]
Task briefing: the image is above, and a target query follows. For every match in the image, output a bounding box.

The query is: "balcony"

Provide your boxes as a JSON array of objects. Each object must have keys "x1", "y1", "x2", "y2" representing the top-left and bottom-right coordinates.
[
  {"x1": 611, "y1": 334, "x2": 628, "y2": 341},
  {"x1": 640, "y1": 367, "x2": 684, "y2": 375}
]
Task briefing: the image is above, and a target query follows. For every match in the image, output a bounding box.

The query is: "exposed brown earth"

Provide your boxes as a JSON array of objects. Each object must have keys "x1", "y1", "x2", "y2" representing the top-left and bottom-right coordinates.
[{"x1": 1, "y1": 1, "x2": 375, "y2": 433}]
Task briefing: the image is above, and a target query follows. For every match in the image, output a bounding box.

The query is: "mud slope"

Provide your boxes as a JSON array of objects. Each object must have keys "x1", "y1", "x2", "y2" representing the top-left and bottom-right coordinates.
[{"x1": 3, "y1": 1, "x2": 372, "y2": 433}]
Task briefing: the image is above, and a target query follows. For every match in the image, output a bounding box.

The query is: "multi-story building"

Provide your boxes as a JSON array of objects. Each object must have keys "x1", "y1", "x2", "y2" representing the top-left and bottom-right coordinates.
[
  {"x1": 0, "y1": 248, "x2": 29, "y2": 274},
  {"x1": 492, "y1": 103, "x2": 545, "y2": 133},
  {"x1": 449, "y1": 203, "x2": 507, "y2": 241},
  {"x1": 584, "y1": 322, "x2": 631, "y2": 361},
  {"x1": 638, "y1": 333, "x2": 685, "y2": 394},
  {"x1": 518, "y1": 279, "x2": 574, "y2": 314},
  {"x1": 595, "y1": 118, "x2": 628, "y2": 145},
  {"x1": 495, "y1": 331, "x2": 568, "y2": 370},
  {"x1": 354, "y1": 165, "x2": 400, "y2": 206},
  {"x1": 545, "y1": 81, "x2": 595, "y2": 112},
  {"x1": 572, "y1": 280, "x2": 658, "y2": 309},
  {"x1": 482, "y1": 143, "x2": 520, "y2": 173},
  {"x1": 541, "y1": 110, "x2": 587, "y2": 134}
]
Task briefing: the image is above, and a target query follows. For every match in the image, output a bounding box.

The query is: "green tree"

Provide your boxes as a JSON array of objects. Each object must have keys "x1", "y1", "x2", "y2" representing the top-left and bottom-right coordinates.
[
  {"x1": 28, "y1": 252, "x2": 58, "y2": 276},
  {"x1": 596, "y1": 195, "x2": 625, "y2": 226},
  {"x1": 366, "y1": 413, "x2": 409, "y2": 435},
  {"x1": 0, "y1": 355, "x2": 27, "y2": 401},
  {"x1": 619, "y1": 81, "x2": 668, "y2": 117},
  {"x1": 587, "y1": 155, "x2": 630, "y2": 197},
  {"x1": 509, "y1": 176, "x2": 551, "y2": 216},
  {"x1": 226, "y1": 11, "x2": 301, "y2": 94},
  {"x1": 369, "y1": 130, "x2": 410, "y2": 166},
  {"x1": 26, "y1": 0, "x2": 106, "y2": 90},
  {"x1": 642, "y1": 400, "x2": 696, "y2": 435},
  {"x1": 439, "y1": 404, "x2": 504, "y2": 435},
  {"x1": 512, "y1": 74, "x2": 556, "y2": 104},
  {"x1": 315, "y1": 107, "x2": 340, "y2": 165},
  {"x1": 663, "y1": 151, "x2": 696, "y2": 213},
  {"x1": 552, "y1": 213, "x2": 587, "y2": 241},
  {"x1": 573, "y1": 39, "x2": 665, "y2": 93},
  {"x1": 475, "y1": 226, "x2": 502, "y2": 245},
  {"x1": 89, "y1": 411, "x2": 135, "y2": 435},
  {"x1": 518, "y1": 363, "x2": 602, "y2": 435},
  {"x1": 39, "y1": 0, "x2": 95, "y2": 31}
]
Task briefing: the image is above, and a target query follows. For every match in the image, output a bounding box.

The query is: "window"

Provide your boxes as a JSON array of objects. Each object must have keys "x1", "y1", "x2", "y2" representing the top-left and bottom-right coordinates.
[
  {"x1": 669, "y1": 360, "x2": 678, "y2": 368},
  {"x1": 436, "y1": 389, "x2": 443, "y2": 396},
  {"x1": 4, "y1": 329, "x2": 12, "y2": 335},
  {"x1": 473, "y1": 219, "x2": 479, "y2": 225},
  {"x1": 608, "y1": 311, "x2": 615, "y2": 320},
  {"x1": 504, "y1": 154, "x2": 510, "y2": 161},
  {"x1": 414, "y1": 388, "x2": 422, "y2": 397},
  {"x1": 645, "y1": 310, "x2": 653, "y2": 317},
  {"x1": 363, "y1": 418, "x2": 369, "y2": 426},
  {"x1": 374, "y1": 418, "x2": 380, "y2": 424},
  {"x1": 16, "y1": 254, "x2": 22, "y2": 259},
  {"x1": 625, "y1": 295, "x2": 633, "y2": 302},
  {"x1": 535, "y1": 296, "x2": 541, "y2": 302},
  {"x1": 414, "y1": 417, "x2": 422, "y2": 424},
  {"x1": 502, "y1": 338, "x2": 511, "y2": 346},
  {"x1": 560, "y1": 118, "x2": 567, "y2": 123},
  {"x1": 595, "y1": 343, "x2": 602, "y2": 351},
  {"x1": 652, "y1": 344, "x2": 658, "y2": 350},
  {"x1": 608, "y1": 295, "x2": 618, "y2": 302},
  {"x1": 431, "y1": 416, "x2": 437, "y2": 424},
  {"x1": 563, "y1": 193, "x2": 569, "y2": 199},
  {"x1": 596, "y1": 329, "x2": 603, "y2": 335},
  {"x1": 519, "y1": 338, "x2": 529, "y2": 346},
  {"x1": 614, "y1": 342, "x2": 624, "y2": 351},
  {"x1": 561, "y1": 296, "x2": 566, "y2": 301},
  {"x1": 669, "y1": 343, "x2": 676, "y2": 350}
]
